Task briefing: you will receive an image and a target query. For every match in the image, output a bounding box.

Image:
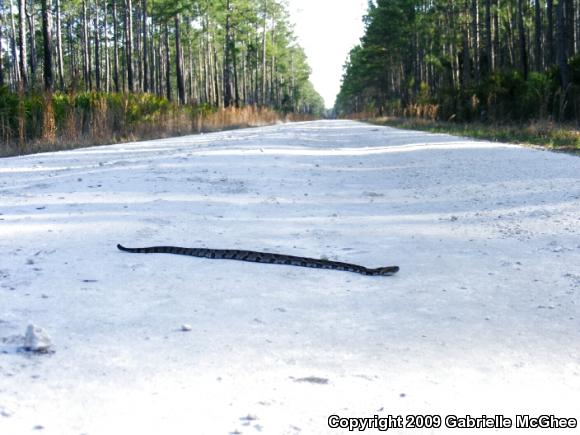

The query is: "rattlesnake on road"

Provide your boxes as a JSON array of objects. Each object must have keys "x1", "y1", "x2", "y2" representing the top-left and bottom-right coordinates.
[{"x1": 117, "y1": 244, "x2": 399, "y2": 276}]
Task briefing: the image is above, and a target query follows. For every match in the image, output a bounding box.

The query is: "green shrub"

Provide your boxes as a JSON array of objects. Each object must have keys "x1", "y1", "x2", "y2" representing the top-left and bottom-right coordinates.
[{"x1": 0, "y1": 86, "x2": 19, "y2": 141}]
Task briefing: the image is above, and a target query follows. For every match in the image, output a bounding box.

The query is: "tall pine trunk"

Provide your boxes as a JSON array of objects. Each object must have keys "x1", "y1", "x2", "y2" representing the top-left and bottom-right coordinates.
[
  {"x1": 175, "y1": 15, "x2": 185, "y2": 105},
  {"x1": 0, "y1": 0, "x2": 4, "y2": 87},
  {"x1": 261, "y1": 0, "x2": 267, "y2": 106},
  {"x1": 223, "y1": 0, "x2": 234, "y2": 107},
  {"x1": 94, "y1": 0, "x2": 101, "y2": 91},
  {"x1": 547, "y1": 0, "x2": 554, "y2": 65},
  {"x1": 516, "y1": 0, "x2": 528, "y2": 78},
  {"x1": 212, "y1": 44, "x2": 220, "y2": 106},
  {"x1": 26, "y1": 0, "x2": 36, "y2": 79},
  {"x1": 164, "y1": 21, "x2": 171, "y2": 101},
  {"x1": 461, "y1": 0, "x2": 471, "y2": 90},
  {"x1": 82, "y1": 0, "x2": 91, "y2": 90},
  {"x1": 493, "y1": 0, "x2": 500, "y2": 70},
  {"x1": 125, "y1": 0, "x2": 134, "y2": 92},
  {"x1": 18, "y1": 0, "x2": 27, "y2": 86},
  {"x1": 534, "y1": 0, "x2": 542, "y2": 71},
  {"x1": 556, "y1": 0, "x2": 569, "y2": 89},
  {"x1": 104, "y1": 0, "x2": 110, "y2": 91},
  {"x1": 565, "y1": 0, "x2": 574, "y2": 56},
  {"x1": 9, "y1": 0, "x2": 21, "y2": 84},
  {"x1": 150, "y1": 24, "x2": 157, "y2": 94},
  {"x1": 55, "y1": 0, "x2": 65, "y2": 90},
  {"x1": 233, "y1": 34, "x2": 240, "y2": 107},
  {"x1": 40, "y1": 0, "x2": 52, "y2": 91},
  {"x1": 142, "y1": 0, "x2": 148, "y2": 92},
  {"x1": 112, "y1": 0, "x2": 120, "y2": 92},
  {"x1": 470, "y1": 0, "x2": 480, "y2": 81},
  {"x1": 484, "y1": 0, "x2": 492, "y2": 74},
  {"x1": 40, "y1": 0, "x2": 55, "y2": 143}
]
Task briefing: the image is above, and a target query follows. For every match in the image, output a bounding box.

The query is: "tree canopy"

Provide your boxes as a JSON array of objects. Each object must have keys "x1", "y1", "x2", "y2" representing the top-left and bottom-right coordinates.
[
  {"x1": 0, "y1": 0, "x2": 325, "y2": 116},
  {"x1": 336, "y1": 0, "x2": 580, "y2": 121}
]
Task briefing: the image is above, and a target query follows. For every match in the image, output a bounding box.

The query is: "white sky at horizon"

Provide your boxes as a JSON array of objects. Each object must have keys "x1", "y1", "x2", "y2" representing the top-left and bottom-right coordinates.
[{"x1": 287, "y1": 0, "x2": 368, "y2": 109}]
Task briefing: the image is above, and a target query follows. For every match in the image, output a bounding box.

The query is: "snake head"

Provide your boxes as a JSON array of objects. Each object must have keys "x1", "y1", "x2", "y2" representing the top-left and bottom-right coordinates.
[{"x1": 372, "y1": 266, "x2": 399, "y2": 276}]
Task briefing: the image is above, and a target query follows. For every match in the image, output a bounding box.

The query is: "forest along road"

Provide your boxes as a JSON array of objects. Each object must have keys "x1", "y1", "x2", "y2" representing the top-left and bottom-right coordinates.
[{"x1": 0, "y1": 120, "x2": 579, "y2": 434}]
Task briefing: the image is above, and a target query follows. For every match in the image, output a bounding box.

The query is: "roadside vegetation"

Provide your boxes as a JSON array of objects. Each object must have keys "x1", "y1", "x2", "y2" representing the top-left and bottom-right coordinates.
[
  {"x1": 366, "y1": 116, "x2": 580, "y2": 152},
  {"x1": 0, "y1": 90, "x2": 316, "y2": 156},
  {"x1": 335, "y1": 0, "x2": 580, "y2": 152}
]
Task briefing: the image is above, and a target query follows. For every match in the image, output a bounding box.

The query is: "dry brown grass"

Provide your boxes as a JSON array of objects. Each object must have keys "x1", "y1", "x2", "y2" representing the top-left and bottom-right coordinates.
[
  {"x1": 41, "y1": 93, "x2": 57, "y2": 144},
  {"x1": 1, "y1": 97, "x2": 314, "y2": 157}
]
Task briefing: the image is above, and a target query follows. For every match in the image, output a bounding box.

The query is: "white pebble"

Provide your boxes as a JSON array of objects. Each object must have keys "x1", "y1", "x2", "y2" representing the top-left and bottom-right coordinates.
[
  {"x1": 23, "y1": 324, "x2": 53, "y2": 353},
  {"x1": 181, "y1": 324, "x2": 192, "y2": 332}
]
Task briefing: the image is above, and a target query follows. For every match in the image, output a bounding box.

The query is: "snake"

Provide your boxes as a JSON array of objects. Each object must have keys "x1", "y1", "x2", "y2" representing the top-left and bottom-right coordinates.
[{"x1": 117, "y1": 244, "x2": 399, "y2": 276}]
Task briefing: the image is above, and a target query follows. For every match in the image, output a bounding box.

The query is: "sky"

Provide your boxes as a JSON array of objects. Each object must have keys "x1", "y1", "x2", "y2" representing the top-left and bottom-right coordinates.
[{"x1": 287, "y1": 0, "x2": 368, "y2": 109}]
